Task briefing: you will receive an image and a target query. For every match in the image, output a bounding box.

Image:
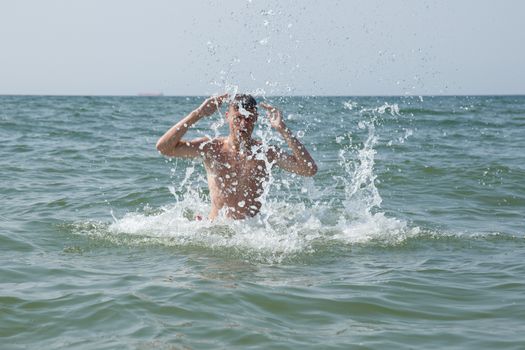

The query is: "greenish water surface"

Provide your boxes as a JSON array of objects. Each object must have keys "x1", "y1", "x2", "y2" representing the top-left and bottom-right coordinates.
[{"x1": 1, "y1": 95, "x2": 524, "y2": 349}]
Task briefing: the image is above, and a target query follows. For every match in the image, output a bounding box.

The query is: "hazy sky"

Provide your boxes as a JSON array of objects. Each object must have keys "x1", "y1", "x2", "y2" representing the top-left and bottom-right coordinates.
[{"x1": 1, "y1": 0, "x2": 524, "y2": 95}]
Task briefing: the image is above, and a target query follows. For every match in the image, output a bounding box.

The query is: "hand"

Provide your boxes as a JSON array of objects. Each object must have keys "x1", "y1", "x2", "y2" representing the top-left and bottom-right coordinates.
[
  {"x1": 196, "y1": 93, "x2": 228, "y2": 117},
  {"x1": 260, "y1": 102, "x2": 286, "y2": 131}
]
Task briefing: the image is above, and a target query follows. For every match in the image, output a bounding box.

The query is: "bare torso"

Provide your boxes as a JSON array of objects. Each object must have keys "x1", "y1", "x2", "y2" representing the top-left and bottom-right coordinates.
[
  {"x1": 155, "y1": 95, "x2": 317, "y2": 220},
  {"x1": 203, "y1": 137, "x2": 272, "y2": 220}
]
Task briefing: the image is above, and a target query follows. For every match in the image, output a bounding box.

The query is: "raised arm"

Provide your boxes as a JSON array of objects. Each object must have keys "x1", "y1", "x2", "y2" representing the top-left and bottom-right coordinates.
[
  {"x1": 260, "y1": 102, "x2": 318, "y2": 177},
  {"x1": 156, "y1": 94, "x2": 227, "y2": 158}
]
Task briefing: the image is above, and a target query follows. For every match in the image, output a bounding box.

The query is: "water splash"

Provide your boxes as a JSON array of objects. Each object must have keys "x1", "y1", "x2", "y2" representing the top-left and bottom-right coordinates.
[
  {"x1": 66, "y1": 100, "x2": 421, "y2": 262},
  {"x1": 334, "y1": 105, "x2": 419, "y2": 245}
]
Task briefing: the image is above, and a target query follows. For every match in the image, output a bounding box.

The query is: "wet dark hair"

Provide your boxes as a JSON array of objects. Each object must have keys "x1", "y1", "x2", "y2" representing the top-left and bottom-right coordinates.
[{"x1": 232, "y1": 94, "x2": 257, "y2": 111}]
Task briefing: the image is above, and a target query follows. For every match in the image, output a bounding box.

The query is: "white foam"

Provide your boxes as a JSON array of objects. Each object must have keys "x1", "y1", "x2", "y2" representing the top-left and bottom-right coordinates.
[{"x1": 99, "y1": 104, "x2": 419, "y2": 262}]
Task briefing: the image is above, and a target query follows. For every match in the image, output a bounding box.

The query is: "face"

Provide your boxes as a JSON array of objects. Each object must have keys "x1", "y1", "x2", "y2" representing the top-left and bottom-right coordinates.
[{"x1": 226, "y1": 103, "x2": 258, "y2": 136}]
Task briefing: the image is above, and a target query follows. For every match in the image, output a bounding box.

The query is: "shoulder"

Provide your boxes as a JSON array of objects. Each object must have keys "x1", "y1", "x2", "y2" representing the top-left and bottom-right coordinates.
[
  {"x1": 192, "y1": 136, "x2": 223, "y2": 147},
  {"x1": 249, "y1": 140, "x2": 275, "y2": 156},
  {"x1": 209, "y1": 137, "x2": 226, "y2": 148},
  {"x1": 201, "y1": 137, "x2": 226, "y2": 157}
]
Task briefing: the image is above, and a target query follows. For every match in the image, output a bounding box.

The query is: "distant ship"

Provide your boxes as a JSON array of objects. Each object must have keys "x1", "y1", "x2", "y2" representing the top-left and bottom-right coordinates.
[{"x1": 137, "y1": 92, "x2": 164, "y2": 96}]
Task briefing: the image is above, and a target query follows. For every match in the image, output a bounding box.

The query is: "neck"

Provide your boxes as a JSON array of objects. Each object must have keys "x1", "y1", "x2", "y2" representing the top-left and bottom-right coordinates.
[{"x1": 228, "y1": 132, "x2": 252, "y2": 152}]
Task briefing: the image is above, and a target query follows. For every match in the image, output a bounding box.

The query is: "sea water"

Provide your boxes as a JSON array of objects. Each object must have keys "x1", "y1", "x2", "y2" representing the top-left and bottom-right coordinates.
[{"x1": 1, "y1": 95, "x2": 524, "y2": 349}]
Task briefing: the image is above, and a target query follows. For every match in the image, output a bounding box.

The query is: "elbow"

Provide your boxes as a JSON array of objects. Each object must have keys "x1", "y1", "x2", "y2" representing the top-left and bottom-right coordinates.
[
  {"x1": 310, "y1": 163, "x2": 318, "y2": 176},
  {"x1": 156, "y1": 139, "x2": 168, "y2": 155},
  {"x1": 304, "y1": 162, "x2": 318, "y2": 177}
]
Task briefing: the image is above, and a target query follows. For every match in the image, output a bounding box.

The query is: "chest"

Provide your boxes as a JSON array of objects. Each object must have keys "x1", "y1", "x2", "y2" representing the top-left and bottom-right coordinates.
[{"x1": 205, "y1": 150, "x2": 269, "y2": 187}]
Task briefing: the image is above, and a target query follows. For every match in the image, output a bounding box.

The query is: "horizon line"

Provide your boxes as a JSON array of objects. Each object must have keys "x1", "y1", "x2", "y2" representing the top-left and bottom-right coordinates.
[{"x1": 1, "y1": 93, "x2": 525, "y2": 98}]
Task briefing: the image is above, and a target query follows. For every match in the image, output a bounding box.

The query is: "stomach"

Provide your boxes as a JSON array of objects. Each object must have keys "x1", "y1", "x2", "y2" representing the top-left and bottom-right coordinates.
[{"x1": 208, "y1": 183, "x2": 263, "y2": 220}]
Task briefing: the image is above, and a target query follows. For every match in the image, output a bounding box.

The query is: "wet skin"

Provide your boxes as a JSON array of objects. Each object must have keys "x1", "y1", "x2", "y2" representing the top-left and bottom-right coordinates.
[
  {"x1": 203, "y1": 138, "x2": 269, "y2": 219},
  {"x1": 156, "y1": 94, "x2": 317, "y2": 220}
]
